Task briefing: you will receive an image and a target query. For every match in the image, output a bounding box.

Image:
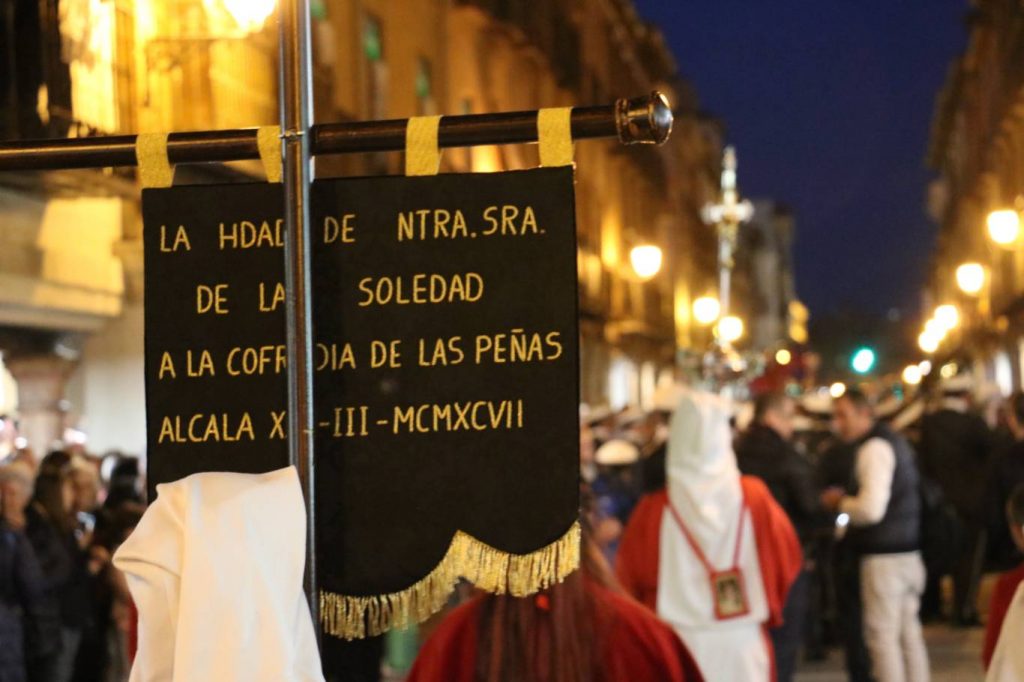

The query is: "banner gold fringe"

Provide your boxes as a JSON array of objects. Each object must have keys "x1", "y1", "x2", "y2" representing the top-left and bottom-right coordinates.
[{"x1": 320, "y1": 522, "x2": 581, "y2": 640}]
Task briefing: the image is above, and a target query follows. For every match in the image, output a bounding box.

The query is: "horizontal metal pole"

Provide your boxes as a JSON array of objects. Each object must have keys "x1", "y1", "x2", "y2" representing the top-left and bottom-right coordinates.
[{"x1": 0, "y1": 92, "x2": 671, "y2": 172}]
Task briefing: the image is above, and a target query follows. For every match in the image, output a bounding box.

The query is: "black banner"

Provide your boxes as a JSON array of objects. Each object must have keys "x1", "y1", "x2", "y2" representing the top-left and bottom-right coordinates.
[{"x1": 143, "y1": 168, "x2": 580, "y2": 634}]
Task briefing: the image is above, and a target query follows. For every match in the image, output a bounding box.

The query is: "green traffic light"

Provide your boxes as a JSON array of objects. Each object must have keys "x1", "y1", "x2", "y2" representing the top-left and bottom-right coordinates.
[{"x1": 851, "y1": 347, "x2": 877, "y2": 374}]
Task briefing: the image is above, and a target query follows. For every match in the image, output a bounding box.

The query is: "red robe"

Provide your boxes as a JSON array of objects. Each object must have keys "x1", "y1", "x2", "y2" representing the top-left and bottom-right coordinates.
[
  {"x1": 985, "y1": 563, "x2": 1024, "y2": 670},
  {"x1": 406, "y1": 578, "x2": 704, "y2": 682},
  {"x1": 616, "y1": 476, "x2": 802, "y2": 630}
]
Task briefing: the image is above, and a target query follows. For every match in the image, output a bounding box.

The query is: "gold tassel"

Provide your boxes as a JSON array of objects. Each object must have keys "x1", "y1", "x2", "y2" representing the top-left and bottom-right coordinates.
[{"x1": 320, "y1": 522, "x2": 581, "y2": 640}]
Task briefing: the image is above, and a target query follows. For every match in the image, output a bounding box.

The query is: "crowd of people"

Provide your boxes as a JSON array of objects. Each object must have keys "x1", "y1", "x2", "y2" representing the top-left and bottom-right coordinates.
[
  {"x1": 0, "y1": 444, "x2": 145, "y2": 682},
  {"x1": 558, "y1": 375, "x2": 1024, "y2": 682},
  {"x1": 402, "y1": 373, "x2": 1013, "y2": 681},
  {"x1": 6, "y1": 372, "x2": 1024, "y2": 681}
]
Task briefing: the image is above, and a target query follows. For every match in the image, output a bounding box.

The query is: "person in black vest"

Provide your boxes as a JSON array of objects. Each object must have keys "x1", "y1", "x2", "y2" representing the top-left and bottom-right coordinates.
[
  {"x1": 822, "y1": 389, "x2": 929, "y2": 682},
  {"x1": 735, "y1": 392, "x2": 818, "y2": 682},
  {"x1": 918, "y1": 374, "x2": 992, "y2": 626}
]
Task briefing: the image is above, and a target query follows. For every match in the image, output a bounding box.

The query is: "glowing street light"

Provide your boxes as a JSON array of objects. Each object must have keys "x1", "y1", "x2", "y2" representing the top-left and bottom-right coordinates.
[
  {"x1": 918, "y1": 331, "x2": 940, "y2": 354},
  {"x1": 924, "y1": 318, "x2": 947, "y2": 342},
  {"x1": 630, "y1": 245, "x2": 663, "y2": 280},
  {"x1": 775, "y1": 348, "x2": 792, "y2": 366},
  {"x1": 830, "y1": 382, "x2": 847, "y2": 399},
  {"x1": 956, "y1": 262, "x2": 986, "y2": 296},
  {"x1": 692, "y1": 296, "x2": 721, "y2": 326},
  {"x1": 219, "y1": 0, "x2": 276, "y2": 32},
  {"x1": 987, "y1": 209, "x2": 1021, "y2": 246},
  {"x1": 717, "y1": 315, "x2": 744, "y2": 344},
  {"x1": 902, "y1": 365, "x2": 923, "y2": 386},
  {"x1": 934, "y1": 304, "x2": 960, "y2": 331},
  {"x1": 919, "y1": 360, "x2": 932, "y2": 376}
]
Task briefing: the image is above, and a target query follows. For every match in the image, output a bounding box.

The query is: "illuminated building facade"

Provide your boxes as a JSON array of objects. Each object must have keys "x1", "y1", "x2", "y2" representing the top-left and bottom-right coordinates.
[
  {"x1": 0, "y1": 0, "x2": 721, "y2": 456},
  {"x1": 926, "y1": 0, "x2": 1024, "y2": 393}
]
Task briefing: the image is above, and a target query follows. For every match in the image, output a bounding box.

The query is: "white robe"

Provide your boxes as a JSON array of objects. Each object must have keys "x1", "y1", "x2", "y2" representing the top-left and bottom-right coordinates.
[
  {"x1": 113, "y1": 466, "x2": 324, "y2": 682},
  {"x1": 657, "y1": 390, "x2": 771, "y2": 682},
  {"x1": 988, "y1": 581, "x2": 1024, "y2": 682}
]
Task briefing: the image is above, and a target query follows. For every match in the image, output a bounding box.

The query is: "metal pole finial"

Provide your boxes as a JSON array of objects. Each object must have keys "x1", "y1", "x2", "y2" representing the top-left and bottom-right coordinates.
[{"x1": 615, "y1": 91, "x2": 673, "y2": 145}]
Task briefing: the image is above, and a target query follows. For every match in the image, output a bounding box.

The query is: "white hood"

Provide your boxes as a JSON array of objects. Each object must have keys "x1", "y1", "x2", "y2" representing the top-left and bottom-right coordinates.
[
  {"x1": 657, "y1": 389, "x2": 768, "y2": 632},
  {"x1": 113, "y1": 466, "x2": 324, "y2": 682},
  {"x1": 666, "y1": 389, "x2": 742, "y2": 539}
]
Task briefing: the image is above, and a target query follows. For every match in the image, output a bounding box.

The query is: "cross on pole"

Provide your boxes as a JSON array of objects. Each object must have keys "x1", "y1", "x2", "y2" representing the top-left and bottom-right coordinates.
[{"x1": 701, "y1": 145, "x2": 753, "y2": 351}]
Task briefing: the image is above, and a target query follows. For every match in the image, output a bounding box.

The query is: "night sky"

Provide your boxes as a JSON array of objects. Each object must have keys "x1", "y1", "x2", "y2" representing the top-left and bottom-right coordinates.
[{"x1": 633, "y1": 1, "x2": 967, "y2": 318}]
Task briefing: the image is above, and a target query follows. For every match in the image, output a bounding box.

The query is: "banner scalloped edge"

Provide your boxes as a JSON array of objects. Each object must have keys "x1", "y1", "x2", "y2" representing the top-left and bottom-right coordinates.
[{"x1": 320, "y1": 521, "x2": 581, "y2": 640}]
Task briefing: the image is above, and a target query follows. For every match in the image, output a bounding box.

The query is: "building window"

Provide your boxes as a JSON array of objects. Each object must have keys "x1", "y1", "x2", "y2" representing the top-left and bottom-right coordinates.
[
  {"x1": 362, "y1": 14, "x2": 388, "y2": 172},
  {"x1": 608, "y1": 355, "x2": 638, "y2": 410},
  {"x1": 363, "y1": 16, "x2": 382, "y2": 62},
  {"x1": 415, "y1": 57, "x2": 434, "y2": 115},
  {"x1": 362, "y1": 14, "x2": 386, "y2": 119}
]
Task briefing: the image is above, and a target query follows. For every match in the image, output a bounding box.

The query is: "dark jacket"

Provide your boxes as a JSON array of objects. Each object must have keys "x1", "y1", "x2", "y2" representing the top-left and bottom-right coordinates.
[
  {"x1": 846, "y1": 423, "x2": 922, "y2": 555},
  {"x1": 0, "y1": 524, "x2": 45, "y2": 682},
  {"x1": 22, "y1": 505, "x2": 71, "y2": 661},
  {"x1": 816, "y1": 439, "x2": 858, "y2": 489},
  {"x1": 641, "y1": 441, "x2": 667, "y2": 493},
  {"x1": 735, "y1": 423, "x2": 818, "y2": 543},
  {"x1": 920, "y1": 407, "x2": 992, "y2": 522}
]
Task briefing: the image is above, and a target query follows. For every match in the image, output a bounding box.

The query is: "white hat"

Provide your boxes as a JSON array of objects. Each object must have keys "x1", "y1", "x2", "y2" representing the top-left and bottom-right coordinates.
[
  {"x1": 801, "y1": 391, "x2": 834, "y2": 416},
  {"x1": 595, "y1": 438, "x2": 640, "y2": 466},
  {"x1": 617, "y1": 406, "x2": 646, "y2": 427},
  {"x1": 942, "y1": 373, "x2": 974, "y2": 395},
  {"x1": 875, "y1": 394, "x2": 903, "y2": 419},
  {"x1": 791, "y1": 415, "x2": 816, "y2": 433},
  {"x1": 586, "y1": 405, "x2": 613, "y2": 425},
  {"x1": 891, "y1": 399, "x2": 925, "y2": 432}
]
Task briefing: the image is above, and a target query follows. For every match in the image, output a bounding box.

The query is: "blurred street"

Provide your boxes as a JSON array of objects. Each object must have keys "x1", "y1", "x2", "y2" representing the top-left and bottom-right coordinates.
[
  {"x1": 798, "y1": 625, "x2": 984, "y2": 682},
  {"x1": 6, "y1": 0, "x2": 1024, "y2": 680}
]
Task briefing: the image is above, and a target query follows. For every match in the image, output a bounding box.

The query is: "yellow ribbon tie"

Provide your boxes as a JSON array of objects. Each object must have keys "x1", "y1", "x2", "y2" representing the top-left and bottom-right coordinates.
[
  {"x1": 537, "y1": 108, "x2": 574, "y2": 167},
  {"x1": 135, "y1": 133, "x2": 174, "y2": 188},
  {"x1": 257, "y1": 126, "x2": 283, "y2": 183},
  {"x1": 405, "y1": 116, "x2": 442, "y2": 176}
]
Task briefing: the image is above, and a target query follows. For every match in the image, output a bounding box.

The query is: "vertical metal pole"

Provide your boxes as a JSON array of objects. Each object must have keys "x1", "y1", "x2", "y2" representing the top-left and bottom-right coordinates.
[{"x1": 278, "y1": 0, "x2": 318, "y2": 638}]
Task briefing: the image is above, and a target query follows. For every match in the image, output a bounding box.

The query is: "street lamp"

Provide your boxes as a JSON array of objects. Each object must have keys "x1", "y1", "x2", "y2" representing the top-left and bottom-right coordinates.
[
  {"x1": 918, "y1": 330, "x2": 940, "y2": 354},
  {"x1": 692, "y1": 296, "x2": 721, "y2": 326},
  {"x1": 934, "y1": 304, "x2": 960, "y2": 331},
  {"x1": 924, "y1": 318, "x2": 947, "y2": 342},
  {"x1": 956, "y1": 262, "x2": 986, "y2": 296},
  {"x1": 219, "y1": 0, "x2": 277, "y2": 31},
  {"x1": 630, "y1": 245, "x2": 663, "y2": 280},
  {"x1": 150, "y1": 0, "x2": 277, "y2": 76},
  {"x1": 987, "y1": 209, "x2": 1021, "y2": 247},
  {"x1": 716, "y1": 315, "x2": 744, "y2": 344},
  {"x1": 902, "y1": 365, "x2": 923, "y2": 386}
]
